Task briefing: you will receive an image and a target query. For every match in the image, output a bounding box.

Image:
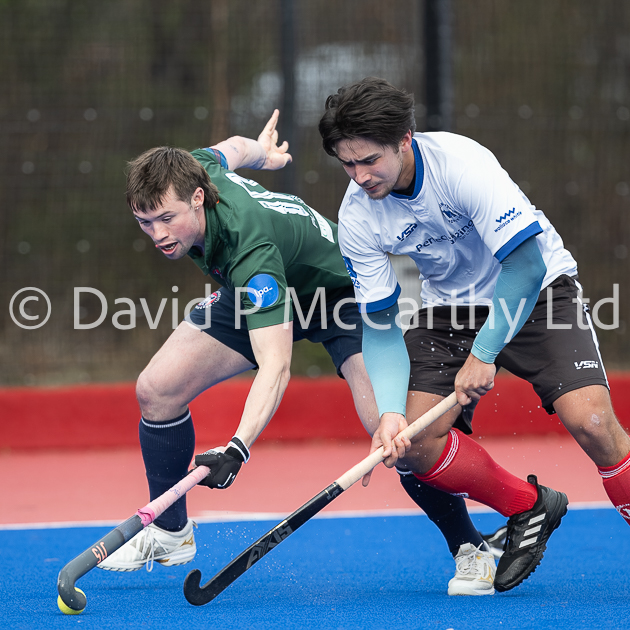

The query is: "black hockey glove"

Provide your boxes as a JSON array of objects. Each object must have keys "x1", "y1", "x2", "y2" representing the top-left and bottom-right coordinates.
[{"x1": 195, "y1": 436, "x2": 250, "y2": 490}]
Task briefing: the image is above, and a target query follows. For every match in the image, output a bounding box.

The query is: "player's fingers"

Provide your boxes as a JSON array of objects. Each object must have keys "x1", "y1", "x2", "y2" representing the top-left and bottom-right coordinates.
[
  {"x1": 382, "y1": 447, "x2": 398, "y2": 468},
  {"x1": 393, "y1": 436, "x2": 408, "y2": 458},
  {"x1": 362, "y1": 470, "x2": 373, "y2": 487},
  {"x1": 277, "y1": 140, "x2": 289, "y2": 154},
  {"x1": 383, "y1": 456, "x2": 396, "y2": 469},
  {"x1": 266, "y1": 109, "x2": 279, "y2": 133},
  {"x1": 391, "y1": 437, "x2": 402, "y2": 459},
  {"x1": 456, "y1": 390, "x2": 472, "y2": 406}
]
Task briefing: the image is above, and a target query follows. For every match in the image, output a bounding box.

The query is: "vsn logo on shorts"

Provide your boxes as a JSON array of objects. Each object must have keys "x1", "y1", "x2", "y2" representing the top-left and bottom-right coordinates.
[{"x1": 247, "y1": 274, "x2": 280, "y2": 308}]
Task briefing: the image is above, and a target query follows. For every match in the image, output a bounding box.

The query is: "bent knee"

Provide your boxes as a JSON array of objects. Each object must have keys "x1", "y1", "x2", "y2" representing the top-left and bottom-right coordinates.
[
  {"x1": 566, "y1": 414, "x2": 630, "y2": 464},
  {"x1": 567, "y1": 411, "x2": 622, "y2": 442},
  {"x1": 136, "y1": 369, "x2": 185, "y2": 416},
  {"x1": 136, "y1": 370, "x2": 158, "y2": 413}
]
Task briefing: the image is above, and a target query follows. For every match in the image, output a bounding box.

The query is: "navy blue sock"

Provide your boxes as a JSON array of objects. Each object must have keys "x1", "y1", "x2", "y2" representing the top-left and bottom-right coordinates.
[
  {"x1": 398, "y1": 469, "x2": 483, "y2": 556},
  {"x1": 139, "y1": 410, "x2": 195, "y2": 532}
]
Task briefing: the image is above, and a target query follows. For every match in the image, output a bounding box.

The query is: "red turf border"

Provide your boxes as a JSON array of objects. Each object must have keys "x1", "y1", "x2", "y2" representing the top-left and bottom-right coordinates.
[{"x1": 2, "y1": 374, "x2": 629, "y2": 450}]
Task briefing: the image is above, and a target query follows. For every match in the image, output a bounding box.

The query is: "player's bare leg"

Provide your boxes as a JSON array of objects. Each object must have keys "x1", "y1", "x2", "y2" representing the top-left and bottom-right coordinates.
[
  {"x1": 553, "y1": 385, "x2": 630, "y2": 466},
  {"x1": 555, "y1": 384, "x2": 630, "y2": 524},
  {"x1": 98, "y1": 323, "x2": 255, "y2": 572},
  {"x1": 136, "y1": 321, "x2": 255, "y2": 421}
]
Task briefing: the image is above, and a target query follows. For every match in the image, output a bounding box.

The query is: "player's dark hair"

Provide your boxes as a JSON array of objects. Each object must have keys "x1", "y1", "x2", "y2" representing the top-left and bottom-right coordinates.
[
  {"x1": 319, "y1": 77, "x2": 416, "y2": 156},
  {"x1": 126, "y1": 147, "x2": 220, "y2": 213}
]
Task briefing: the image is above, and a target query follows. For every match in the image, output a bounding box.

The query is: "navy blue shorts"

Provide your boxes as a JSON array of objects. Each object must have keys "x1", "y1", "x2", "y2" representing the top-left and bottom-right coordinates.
[{"x1": 187, "y1": 286, "x2": 362, "y2": 377}]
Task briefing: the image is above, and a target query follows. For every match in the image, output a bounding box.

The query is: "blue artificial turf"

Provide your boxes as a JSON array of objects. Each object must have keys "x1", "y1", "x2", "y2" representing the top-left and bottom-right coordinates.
[{"x1": 1, "y1": 508, "x2": 628, "y2": 630}]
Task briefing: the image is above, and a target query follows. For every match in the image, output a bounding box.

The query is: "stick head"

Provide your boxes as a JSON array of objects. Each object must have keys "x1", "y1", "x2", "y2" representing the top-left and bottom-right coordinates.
[
  {"x1": 57, "y1": 587, "x2": 86, "y2": 614},
  {"x1": 183, "y1": 569, "x2": 208, "y2": 606}
]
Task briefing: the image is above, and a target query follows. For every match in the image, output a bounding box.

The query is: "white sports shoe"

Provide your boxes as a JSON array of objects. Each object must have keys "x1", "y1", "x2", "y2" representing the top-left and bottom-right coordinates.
[
  {"x1": 448, "y1": 542, "x2": 496, "y2": 596},
  {"x1": 97, "y1": 520, "x2": 197, "y2": 572}
]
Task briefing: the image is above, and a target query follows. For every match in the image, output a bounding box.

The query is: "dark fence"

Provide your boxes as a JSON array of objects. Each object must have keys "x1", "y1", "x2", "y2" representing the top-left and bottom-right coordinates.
[{"x1": 0, "y1": 0, "x2": 628, "y2": 386}]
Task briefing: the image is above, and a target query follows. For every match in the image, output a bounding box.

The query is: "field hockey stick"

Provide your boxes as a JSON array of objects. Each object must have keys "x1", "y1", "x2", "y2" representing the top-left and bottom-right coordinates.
[
  {"x1": 183, "y1": 391, "x2": 458, "y2": 606},
  {"x1": 57, "y1": 464, "x2": 210, "y2": 614}
]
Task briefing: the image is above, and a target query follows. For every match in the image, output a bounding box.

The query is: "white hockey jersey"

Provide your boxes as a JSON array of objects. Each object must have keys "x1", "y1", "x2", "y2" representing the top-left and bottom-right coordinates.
[{"x1": 338, "y1": 132, "x2": 577, "y2": 313}]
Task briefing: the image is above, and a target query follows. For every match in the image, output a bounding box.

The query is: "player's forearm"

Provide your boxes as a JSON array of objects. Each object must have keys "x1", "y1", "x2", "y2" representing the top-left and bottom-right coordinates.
[
  {"x1": 472, "y1": 235, "x2": 547, "y2": 363},
  {"x1": 234, "y1": 361, "x2": 291, "y2": 447},
  {"x1": 362, "y1": 303, "x2": 410, "y2": 417},
  {"x1": 212, "y1": 136, "x2": 266, "y2": 171}
]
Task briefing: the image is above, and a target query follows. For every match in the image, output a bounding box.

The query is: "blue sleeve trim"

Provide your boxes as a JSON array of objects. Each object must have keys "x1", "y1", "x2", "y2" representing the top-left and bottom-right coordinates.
[
  {"x1": 203, "y1": 147, "x2": 229, "y2": 169},
  {"x1": 390, "y1": 139, "x2": 424, "y2": 200},
  {"x1": 361, "y1": 284, "x2": 402, "y2": 314},
  {"x1": 495, "y1": 221, "x2": 542, "y2": 262}
]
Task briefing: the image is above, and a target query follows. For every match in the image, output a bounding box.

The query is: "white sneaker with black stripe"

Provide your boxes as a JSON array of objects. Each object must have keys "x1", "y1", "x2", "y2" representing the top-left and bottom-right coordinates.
[
  {"x1": 448, "y1": 542, "x2": 496, "y2": 596},
  {"x1": 495, "y1": 475, "x2": 568, "y2": 592},
  {"x1": 97, "y1": 519, "x2": 197, "y2": 572}
]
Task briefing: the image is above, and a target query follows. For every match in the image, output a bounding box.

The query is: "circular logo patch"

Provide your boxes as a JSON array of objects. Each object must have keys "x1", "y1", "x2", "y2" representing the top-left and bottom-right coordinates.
[
  {"x1": 247, "y1": 274, "x2": 279, "y2": 308},
  {"x1": 195, "y1": 290, "x2": 221, "y2": 310}
]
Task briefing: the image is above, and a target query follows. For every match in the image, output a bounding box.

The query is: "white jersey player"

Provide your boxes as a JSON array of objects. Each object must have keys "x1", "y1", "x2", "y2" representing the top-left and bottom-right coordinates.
[{"x1": 319, "y1": 77, "x2": 630, "y2": 596}]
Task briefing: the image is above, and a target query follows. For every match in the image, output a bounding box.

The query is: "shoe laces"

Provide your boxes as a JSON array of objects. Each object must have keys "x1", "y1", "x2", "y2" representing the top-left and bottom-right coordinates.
[
  {"x1": 146, "y1": 527, "x2": 157, "y2": 573},
  {"x1": 455, "y1": 544, "x2": 490, "y2": 578},
  {"x1": 130, "y1": 526, "x2": 159, "y2": 573}
]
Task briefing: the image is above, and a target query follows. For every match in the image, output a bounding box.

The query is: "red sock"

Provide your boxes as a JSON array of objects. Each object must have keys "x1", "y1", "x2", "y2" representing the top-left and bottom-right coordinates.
[
  {"x1": 414, "y1": 429, "x2": 538, "y2": 517},
  {"x1": 599, "y1": 450, "x2": 630, "y2": 525}
]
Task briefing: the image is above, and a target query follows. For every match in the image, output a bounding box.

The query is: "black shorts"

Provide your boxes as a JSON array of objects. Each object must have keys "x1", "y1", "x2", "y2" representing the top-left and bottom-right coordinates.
[
  {"x1": 404, "y1": 275, "x2": 608, "y2": 432},
  {"x1": 187, "y1": 286, "x2": 362, "y2": 377}
]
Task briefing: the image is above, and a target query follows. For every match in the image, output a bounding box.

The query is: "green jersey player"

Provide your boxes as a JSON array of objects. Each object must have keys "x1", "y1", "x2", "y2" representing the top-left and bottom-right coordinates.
[{"x1": 96, "y1": 110, "x2": 376, "y2": 573}]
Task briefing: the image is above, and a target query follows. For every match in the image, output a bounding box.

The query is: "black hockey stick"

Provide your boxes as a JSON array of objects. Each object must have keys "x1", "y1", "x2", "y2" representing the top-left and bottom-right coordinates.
[
  {"x1": 56, "y1": 465, "x2": 209, "y2": 614},
  {"x1": 183, "y1": 392, "x2": 458, "y2": 606}
]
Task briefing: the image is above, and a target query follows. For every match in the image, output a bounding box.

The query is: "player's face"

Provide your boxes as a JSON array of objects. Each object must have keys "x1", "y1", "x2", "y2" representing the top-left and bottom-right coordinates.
[
  {"x1": 133, "y1": 186, "x2": 206, "y2": 259},
  {"x1": 334, "y1": 133, "x2": 415, "y2": 200}
]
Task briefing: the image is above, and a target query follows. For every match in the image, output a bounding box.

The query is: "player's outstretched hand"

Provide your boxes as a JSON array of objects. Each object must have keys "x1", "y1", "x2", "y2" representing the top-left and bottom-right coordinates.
[
  {"x1": 256, "y1": 109, "x2": 292, "y2": 170},
  {"x1": 454, "y1": 353, "x2": 496, "y2": 406},
  {"x1": 362, "y1": 412, "x2": 410, "y2": 487},
  {"x1": 195, "y1": 437, "x2": 250, "y2": 489}
]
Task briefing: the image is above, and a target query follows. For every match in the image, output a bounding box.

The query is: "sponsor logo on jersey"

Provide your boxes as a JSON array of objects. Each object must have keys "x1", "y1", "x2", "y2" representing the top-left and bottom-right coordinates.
[
  {"x1": 195, "y1": 290, "x2": 222, "y2": 309},
  {"x1": 247, "y1": 274, "x2": 280, "y2": 308},
  {"x1": 439, "y1": 202, "x2": 464, "y2": 224},
  {"x1": 396, "y1": 223, "x2": 418, "y2": 242},
  {"x1": 496, "y1": 208, "x2": 517, "y2": 223},
  {"x1": 415, "y1": 220, "x2": 476, "y2": 252},
  {"x1": 494, "y1": 207, "x2": 522, "y2": 232},
  {"x1": 574, "y1": 360, "x2": 599, "y2": 370},
  {"x1": 342, "y1": 256, "x2": 360, "y2": 289}
]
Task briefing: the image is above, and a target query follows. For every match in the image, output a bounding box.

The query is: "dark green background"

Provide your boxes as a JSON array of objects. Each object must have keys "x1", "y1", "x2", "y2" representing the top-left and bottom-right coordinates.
[{"x1": 1, "y1": 0, "x2": 628, "y2": 385}]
